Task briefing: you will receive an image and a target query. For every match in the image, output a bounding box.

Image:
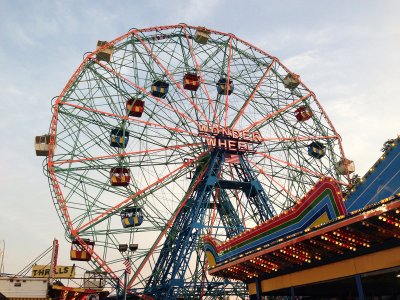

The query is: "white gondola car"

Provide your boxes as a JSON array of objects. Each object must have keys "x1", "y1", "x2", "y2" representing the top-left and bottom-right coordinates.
[
  {"x1": 283, "y1": 73, "x2": 301, "y2": 90},
  {"x1": 336, "y1": 159, "x2": 355, "y2": 175},
  {"x1": 96, "y1": 41, "x2": 113, "y2": 62},
  {"x1": 83, "y1": 270, "x2": 107, "y2": 290},
  {"x1": 34, "y1": 135, "x2": 51, "y2": 156},
  {"x1": 194, "y1": 27, "x2": 211, "y2": 44}
]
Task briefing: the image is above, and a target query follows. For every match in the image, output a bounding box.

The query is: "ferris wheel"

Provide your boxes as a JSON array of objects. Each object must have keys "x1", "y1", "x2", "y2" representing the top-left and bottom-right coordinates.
[{"x1": 37, "y1": 24, "x2": 351, "y2": 299}]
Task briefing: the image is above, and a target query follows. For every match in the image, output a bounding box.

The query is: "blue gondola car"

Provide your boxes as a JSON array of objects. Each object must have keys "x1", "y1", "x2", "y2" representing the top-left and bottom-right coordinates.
[
  {"x1": 110, "y1": 128, "x2": 129, "y2": 148},
  {"x1": 216, "y1": 77, "x2": 234, "y2": 95},
  {"x1": 308, "y1": 141, "x2": 326, "y2": 159},
  {"x1": 121, "y1": 207, "x2": 144, "y2": 228},
  {"x1": 151, "y1": 80, "x2": 169, "y2": 98}
]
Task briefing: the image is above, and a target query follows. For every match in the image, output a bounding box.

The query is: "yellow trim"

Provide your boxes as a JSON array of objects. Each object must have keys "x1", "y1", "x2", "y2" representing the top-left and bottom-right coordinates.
[
  {"x1": 248, "y1": 283, "x2": 257, "y2": 295},
  {"x1": 51, "y1": 285, "x2": 91, "y2": 293},
  {"x1": 248, "y1": 246, "x2": 400, "y2": 294},
  {"x1": 308, "y1": 212, "x2": 329, "y2": 229},
  {"x1": 205, "y1": 250, "x2": 217, "y2": 268}
]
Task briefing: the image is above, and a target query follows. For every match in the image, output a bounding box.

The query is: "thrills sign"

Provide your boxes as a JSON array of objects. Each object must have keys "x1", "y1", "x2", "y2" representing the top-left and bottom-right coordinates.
[
  {"x1": 31, "y1": 265, "x2": 76, "y2": 278},
  {"x1": 198, "y1": 125, "x2": 262, "y2": 153}
]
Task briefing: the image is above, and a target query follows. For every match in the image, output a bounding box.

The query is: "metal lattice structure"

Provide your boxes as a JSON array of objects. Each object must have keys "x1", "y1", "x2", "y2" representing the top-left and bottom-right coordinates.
[{"x1": 43, "y1": 24, "x2": 350, "y2": 299}]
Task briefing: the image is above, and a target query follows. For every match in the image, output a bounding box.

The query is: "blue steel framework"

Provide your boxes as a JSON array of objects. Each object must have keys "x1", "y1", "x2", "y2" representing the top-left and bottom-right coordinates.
[{"x1": 145, "y1": 150, "x2": 275, "y2": 298}]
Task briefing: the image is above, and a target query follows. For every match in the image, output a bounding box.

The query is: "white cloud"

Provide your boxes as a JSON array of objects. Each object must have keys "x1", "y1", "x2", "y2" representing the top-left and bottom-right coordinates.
[
  {"x1": 13, "y1": 25, "x2": 35, "y2": 47},
  {"x1": 282, "y1": 50, "x2": 324, "y2": 73}
]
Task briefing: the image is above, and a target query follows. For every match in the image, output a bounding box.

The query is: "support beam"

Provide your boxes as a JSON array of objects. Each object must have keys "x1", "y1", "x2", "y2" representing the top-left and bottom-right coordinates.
[
  {"x1": 355, "y1": 274, "x2": 365, "y2": 300},
  {"x1": 255, "y1": 279, "x2": 262, "y2": 300}
]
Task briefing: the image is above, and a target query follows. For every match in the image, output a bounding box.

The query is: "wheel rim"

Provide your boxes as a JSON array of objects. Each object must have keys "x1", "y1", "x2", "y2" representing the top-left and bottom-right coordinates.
[{"x1": 46, "y1": 24, "x2": 349, "y2": 298}]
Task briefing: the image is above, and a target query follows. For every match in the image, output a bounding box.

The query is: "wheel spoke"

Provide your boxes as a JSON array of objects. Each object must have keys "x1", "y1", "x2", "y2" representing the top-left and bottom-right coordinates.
[
  {"x1": 230, "y1": 59, "x2": 276, "y2": 128},
  {"x1": 76, "y1": 151, "x2": 208, "y2": 233},
  {"x1": 181, "y1": 25, "x2": 219, "y2": 124},
  {"x1": 131, "y1": 29, "x2": 212, "y2": 128},
  {"x1": 244, "y1": 93, "x2": 312, "y2": 131}
]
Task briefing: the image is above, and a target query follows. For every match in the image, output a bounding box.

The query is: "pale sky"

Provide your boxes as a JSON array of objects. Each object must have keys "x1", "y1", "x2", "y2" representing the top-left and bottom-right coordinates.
[{"x1": 0, "y1": 0, "x2": 399, "y2": 274}]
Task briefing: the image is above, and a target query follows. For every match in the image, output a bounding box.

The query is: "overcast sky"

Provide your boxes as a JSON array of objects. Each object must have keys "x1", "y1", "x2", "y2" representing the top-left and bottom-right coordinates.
[{"x1": 0, "y1": 0, "x2": 399, "y2": 274}]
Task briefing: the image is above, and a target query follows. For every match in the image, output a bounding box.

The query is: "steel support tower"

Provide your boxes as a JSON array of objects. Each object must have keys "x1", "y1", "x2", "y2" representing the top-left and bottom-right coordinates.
[{"x1": 145, "y1": 149, "x2": 276, "y2": 299}]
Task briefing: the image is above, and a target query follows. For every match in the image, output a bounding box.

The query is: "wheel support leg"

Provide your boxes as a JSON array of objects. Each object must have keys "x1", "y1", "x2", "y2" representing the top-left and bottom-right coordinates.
[
  {"x1": 355, "y1": 274, "x2": 365, "y2": 300},
  {"x1": 255, "y1": 279, "x2": 262, "y2": 300}
]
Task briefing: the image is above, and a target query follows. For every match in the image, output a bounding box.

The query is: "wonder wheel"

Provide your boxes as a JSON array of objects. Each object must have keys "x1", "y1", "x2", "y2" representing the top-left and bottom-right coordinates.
[{"x1": 39, "y1": 24, "x2": 350, "y2": 299}]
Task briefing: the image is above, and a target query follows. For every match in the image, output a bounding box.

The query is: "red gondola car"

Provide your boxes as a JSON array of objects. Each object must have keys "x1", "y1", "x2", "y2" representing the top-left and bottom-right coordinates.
[
  {"x1": 183, "y1": 73, "x2": 200, "y2": 91},
  {"x1": 110, "y1": 167, "x2": 130, "y2": 187},
  {"x1": 70, "y1": 239, "x2": 94, "y2": 261},
  {"x1": 126, "y1": 98, "x2": 145, "y2": 117},
  {"x1": 295, "y1": 106, "x2": 313, "y2": 122}
]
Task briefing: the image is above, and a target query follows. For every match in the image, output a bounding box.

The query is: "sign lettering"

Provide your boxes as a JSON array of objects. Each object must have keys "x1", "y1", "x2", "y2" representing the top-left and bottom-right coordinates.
[
  {"x1": 31, "y1": 265, "x2": 76, "y2": 278},
  {"x1": 199, "y1": 125, "x2": 262, "y2": 153}
]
